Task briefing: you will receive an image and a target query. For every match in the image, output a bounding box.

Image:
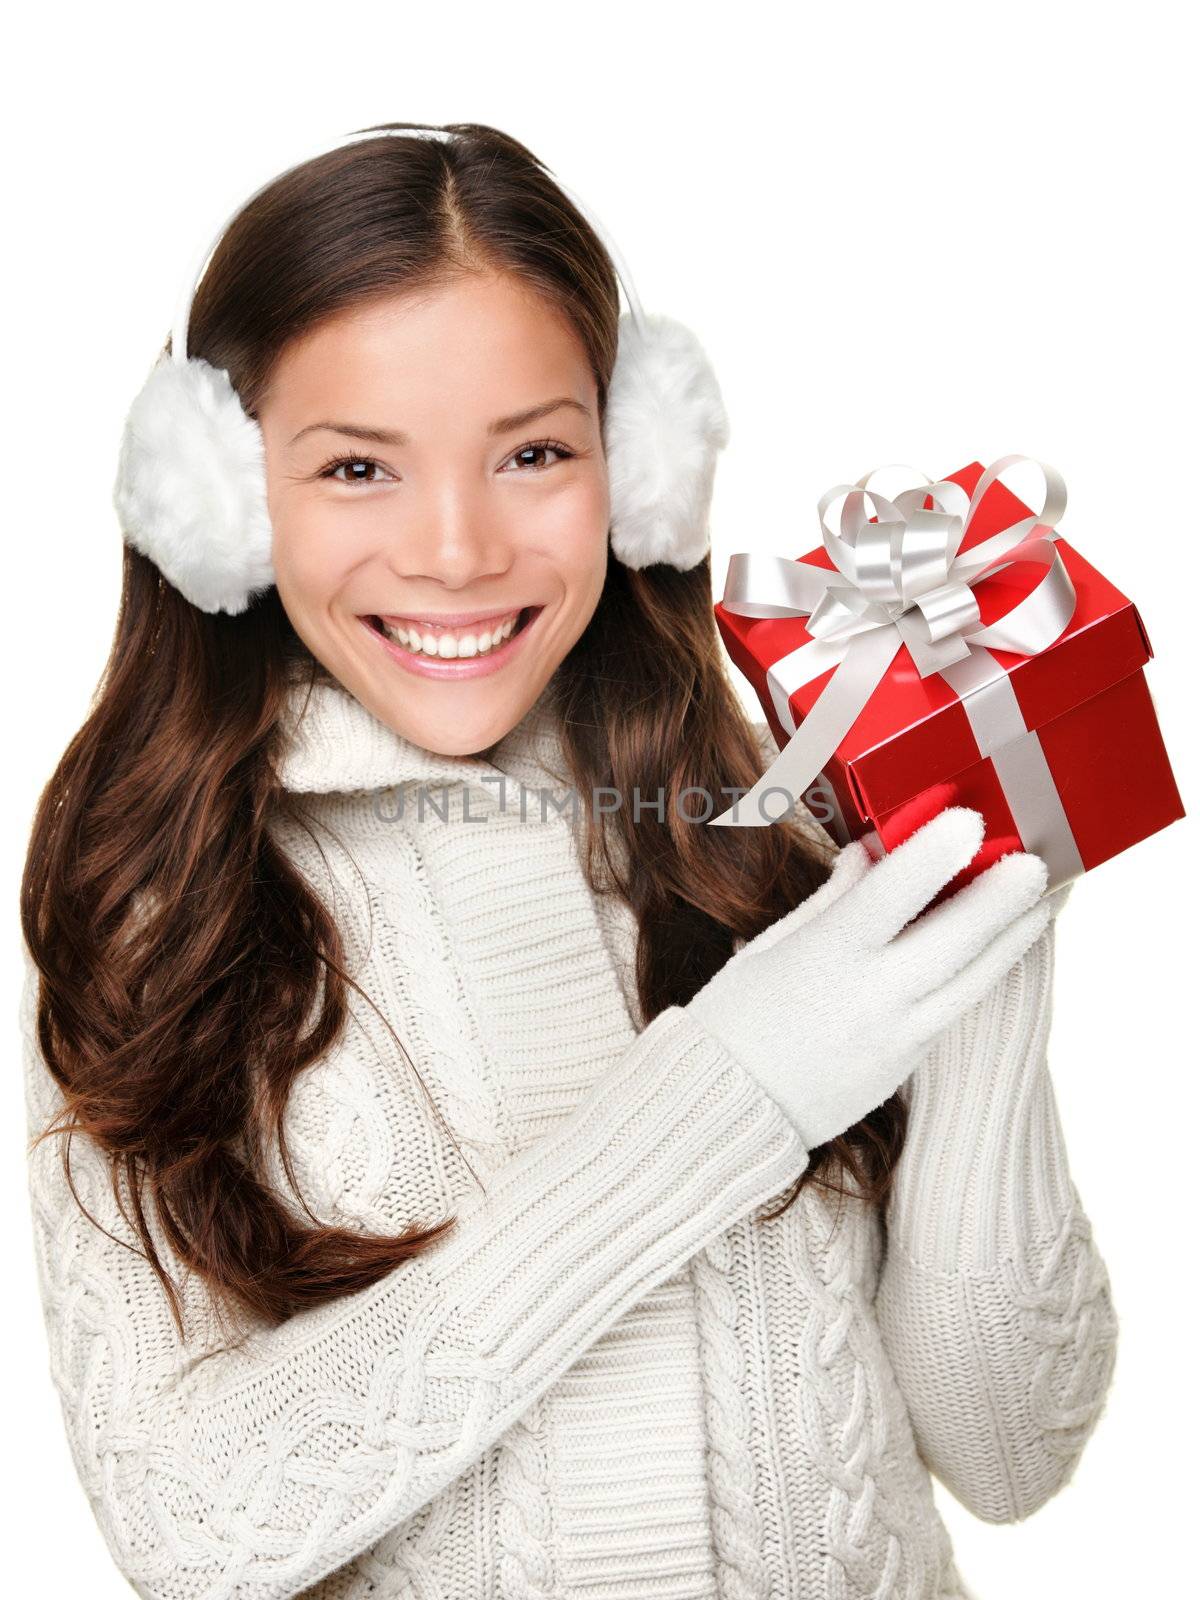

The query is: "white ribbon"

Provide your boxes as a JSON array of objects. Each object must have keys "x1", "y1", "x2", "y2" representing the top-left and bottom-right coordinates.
[{"x1": 709, "y1": 454, "x2": 1078, "y2": 829}]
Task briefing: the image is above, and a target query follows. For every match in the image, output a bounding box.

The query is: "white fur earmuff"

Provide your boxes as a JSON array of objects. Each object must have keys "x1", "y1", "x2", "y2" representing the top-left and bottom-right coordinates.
[
  {"x1": 604, "y1": 312, "x2": 730, "y2": 573},
  {"x1": 114, "y1": 356, "x2": 275, "y2": 616}
]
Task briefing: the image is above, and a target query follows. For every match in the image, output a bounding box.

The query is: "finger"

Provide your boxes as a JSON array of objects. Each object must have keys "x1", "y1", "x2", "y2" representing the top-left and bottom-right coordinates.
[
  {"x1": 742, "y1": 838, "x2": 875, "y2": 957},
  {"x1": 884, "y1": 848, "x2": 1049, "y2": 996},
  {"x1": 903, "y1": 894, "x2": 1053, "y2": 1047},
  {"x1": 830, "y1": 837, "x2": 877, "y2": 889},
  {"x1": 838, "y1": 806, "x2": 986, "y2": 947}
]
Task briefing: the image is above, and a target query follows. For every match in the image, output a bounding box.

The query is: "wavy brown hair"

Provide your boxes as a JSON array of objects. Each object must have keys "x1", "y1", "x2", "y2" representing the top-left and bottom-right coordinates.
[{"x1": 20, "y1": 120, "x2": 907, "y2": 1340}]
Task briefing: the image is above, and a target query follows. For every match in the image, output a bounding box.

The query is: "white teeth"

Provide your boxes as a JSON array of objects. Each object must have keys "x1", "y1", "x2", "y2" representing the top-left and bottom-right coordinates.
[{"x1": 378, "y1": 611, "x2": 522, "y2": 658}]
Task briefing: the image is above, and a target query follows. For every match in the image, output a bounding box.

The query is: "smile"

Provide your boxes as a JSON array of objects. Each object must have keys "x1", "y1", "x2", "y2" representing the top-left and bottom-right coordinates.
[
  {"x1": 360, "y1": 605, "x2": 544, "y2": 680},
  {"x1": 375, "y1": 607, "x2": 526, "y2": 658}
]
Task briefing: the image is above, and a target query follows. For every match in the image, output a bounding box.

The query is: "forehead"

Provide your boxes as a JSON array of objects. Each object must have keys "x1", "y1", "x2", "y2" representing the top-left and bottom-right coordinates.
[{"x1": 262, "y1": 272, "x2": 596, "y2": 426}]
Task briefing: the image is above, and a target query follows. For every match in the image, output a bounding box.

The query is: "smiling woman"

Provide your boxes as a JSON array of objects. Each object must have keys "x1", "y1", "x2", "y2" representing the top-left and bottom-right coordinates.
[{"x1": 19, "y1": 120, "x2": 1116, "y2": 1599}]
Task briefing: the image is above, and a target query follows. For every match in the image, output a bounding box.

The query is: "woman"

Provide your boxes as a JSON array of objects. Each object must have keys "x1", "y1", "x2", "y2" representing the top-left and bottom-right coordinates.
[{"x1": 20, "y1": 121, "x2": 1117, "y2": 1598}]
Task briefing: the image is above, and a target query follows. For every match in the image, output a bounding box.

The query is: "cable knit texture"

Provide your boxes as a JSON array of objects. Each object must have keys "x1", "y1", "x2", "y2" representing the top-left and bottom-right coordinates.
[{"x1": 20, "y1": 675, "x2": 1119, "y2": 1598}]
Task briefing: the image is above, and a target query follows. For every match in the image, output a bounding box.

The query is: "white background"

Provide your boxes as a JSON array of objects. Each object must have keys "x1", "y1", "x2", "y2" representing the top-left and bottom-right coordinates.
[{"x1": 3, "y1": 2, "x2": 1195, "y2": 1593}]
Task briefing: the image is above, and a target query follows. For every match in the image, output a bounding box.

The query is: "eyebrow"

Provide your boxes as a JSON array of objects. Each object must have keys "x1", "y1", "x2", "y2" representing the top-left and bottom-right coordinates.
[{"x1": 288, "y1": 396, "x2": 591, "y2": 449}]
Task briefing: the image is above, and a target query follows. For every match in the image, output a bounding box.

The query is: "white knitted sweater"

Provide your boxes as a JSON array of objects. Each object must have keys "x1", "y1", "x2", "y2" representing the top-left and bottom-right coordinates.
[{"x1": 21, "y1": 676, "x2": 1119, "y2": 1600}]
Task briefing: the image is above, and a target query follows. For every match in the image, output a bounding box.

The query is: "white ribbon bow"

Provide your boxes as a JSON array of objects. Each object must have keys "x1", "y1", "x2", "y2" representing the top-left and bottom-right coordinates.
[{"x1": 709, "y1": 454, "x2": 1077, "y2": 827}]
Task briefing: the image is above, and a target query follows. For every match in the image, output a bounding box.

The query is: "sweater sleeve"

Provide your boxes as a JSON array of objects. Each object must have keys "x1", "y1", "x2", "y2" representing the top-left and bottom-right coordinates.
[
  {"x1": 871, "y1": 911, "x2": 1120, "y2": 1523},
  {"x1": 21, "y1": 945, "x2": 808, "y2": 1599}
]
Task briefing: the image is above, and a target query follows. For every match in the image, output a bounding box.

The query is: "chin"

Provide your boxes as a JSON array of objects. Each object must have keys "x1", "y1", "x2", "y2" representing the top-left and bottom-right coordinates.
[{"x1": 371, "y1": 691, "x2": 518, "y2": 757}]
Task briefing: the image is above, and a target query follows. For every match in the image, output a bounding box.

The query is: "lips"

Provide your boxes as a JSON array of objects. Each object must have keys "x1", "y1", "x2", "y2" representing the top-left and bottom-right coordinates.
[
  {"x1": 365, "y1": 606, "x2": 539, "y2": 660},
  {"x1": 360, "y1": 602, "x2": 545, "y2": 681}
]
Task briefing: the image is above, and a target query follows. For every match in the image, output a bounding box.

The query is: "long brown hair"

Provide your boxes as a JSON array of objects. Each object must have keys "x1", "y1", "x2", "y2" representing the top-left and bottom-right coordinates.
[{"x1": 20, "y1": 120, "x2": 907, "y2": 1340}]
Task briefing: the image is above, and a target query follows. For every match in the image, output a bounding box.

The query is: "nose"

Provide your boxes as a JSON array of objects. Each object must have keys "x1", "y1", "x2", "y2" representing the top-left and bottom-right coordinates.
[{"x1": 386, "y1": 479, "x2": 515, "y2": 589}]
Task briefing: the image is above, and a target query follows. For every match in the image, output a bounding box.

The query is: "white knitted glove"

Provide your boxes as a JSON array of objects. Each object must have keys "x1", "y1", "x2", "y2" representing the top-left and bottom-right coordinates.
[{"x1": 686, "y1": 806, "x2": 1070, "y2": 1151}]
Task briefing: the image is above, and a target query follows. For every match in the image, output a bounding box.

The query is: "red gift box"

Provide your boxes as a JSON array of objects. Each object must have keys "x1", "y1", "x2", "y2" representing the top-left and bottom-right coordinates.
[{"x1": 713, "y1": 459, "x2": 1185, "y2": 908}]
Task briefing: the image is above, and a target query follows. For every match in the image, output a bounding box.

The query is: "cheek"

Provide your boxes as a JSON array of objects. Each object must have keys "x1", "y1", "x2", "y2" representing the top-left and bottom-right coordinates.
[
  {"x1": 270, "y1": 502, "x2": 369, "y2": 611},
  {"x1": 267, "y1": 441, "x2": 385, "y2": 555},
  {"x1": 519, "y1": 474, "x2": 611, "y2": 569}
]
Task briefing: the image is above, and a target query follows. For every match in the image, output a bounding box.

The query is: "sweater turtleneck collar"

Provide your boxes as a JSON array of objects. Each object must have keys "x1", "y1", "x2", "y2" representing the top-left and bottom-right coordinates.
[{"x1": 273, "y1": 671, "x2": 573, "y2": 800}]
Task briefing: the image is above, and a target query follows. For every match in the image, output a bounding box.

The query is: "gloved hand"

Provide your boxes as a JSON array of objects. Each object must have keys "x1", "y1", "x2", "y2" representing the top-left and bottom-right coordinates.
[{"x1": 685, "y1": 806, "x2": 1070, "y2": 1151}]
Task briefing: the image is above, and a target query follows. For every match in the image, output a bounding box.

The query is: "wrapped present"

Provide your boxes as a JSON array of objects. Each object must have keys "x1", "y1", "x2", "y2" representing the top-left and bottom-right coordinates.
[{"x1": 710, "y1": 455, "x2": 1185, "y2": 907}]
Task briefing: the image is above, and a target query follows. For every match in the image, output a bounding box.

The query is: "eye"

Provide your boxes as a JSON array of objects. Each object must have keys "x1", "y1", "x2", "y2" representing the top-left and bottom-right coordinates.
[
  {"x1": 317, "y1": 453, "x2": 397, "y2": 487},
  {"x1": 316, "y1": 438, "x2": 579, "y2": 485},
  {"x1": 500, "y1": 438, "x2": 577, "y2": 473}
]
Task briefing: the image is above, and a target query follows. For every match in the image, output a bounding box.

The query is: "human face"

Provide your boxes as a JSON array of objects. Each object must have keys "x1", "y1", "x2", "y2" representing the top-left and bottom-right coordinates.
[{"x1": 256, "y1": 271, "x2": 610, "y2": 755}]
